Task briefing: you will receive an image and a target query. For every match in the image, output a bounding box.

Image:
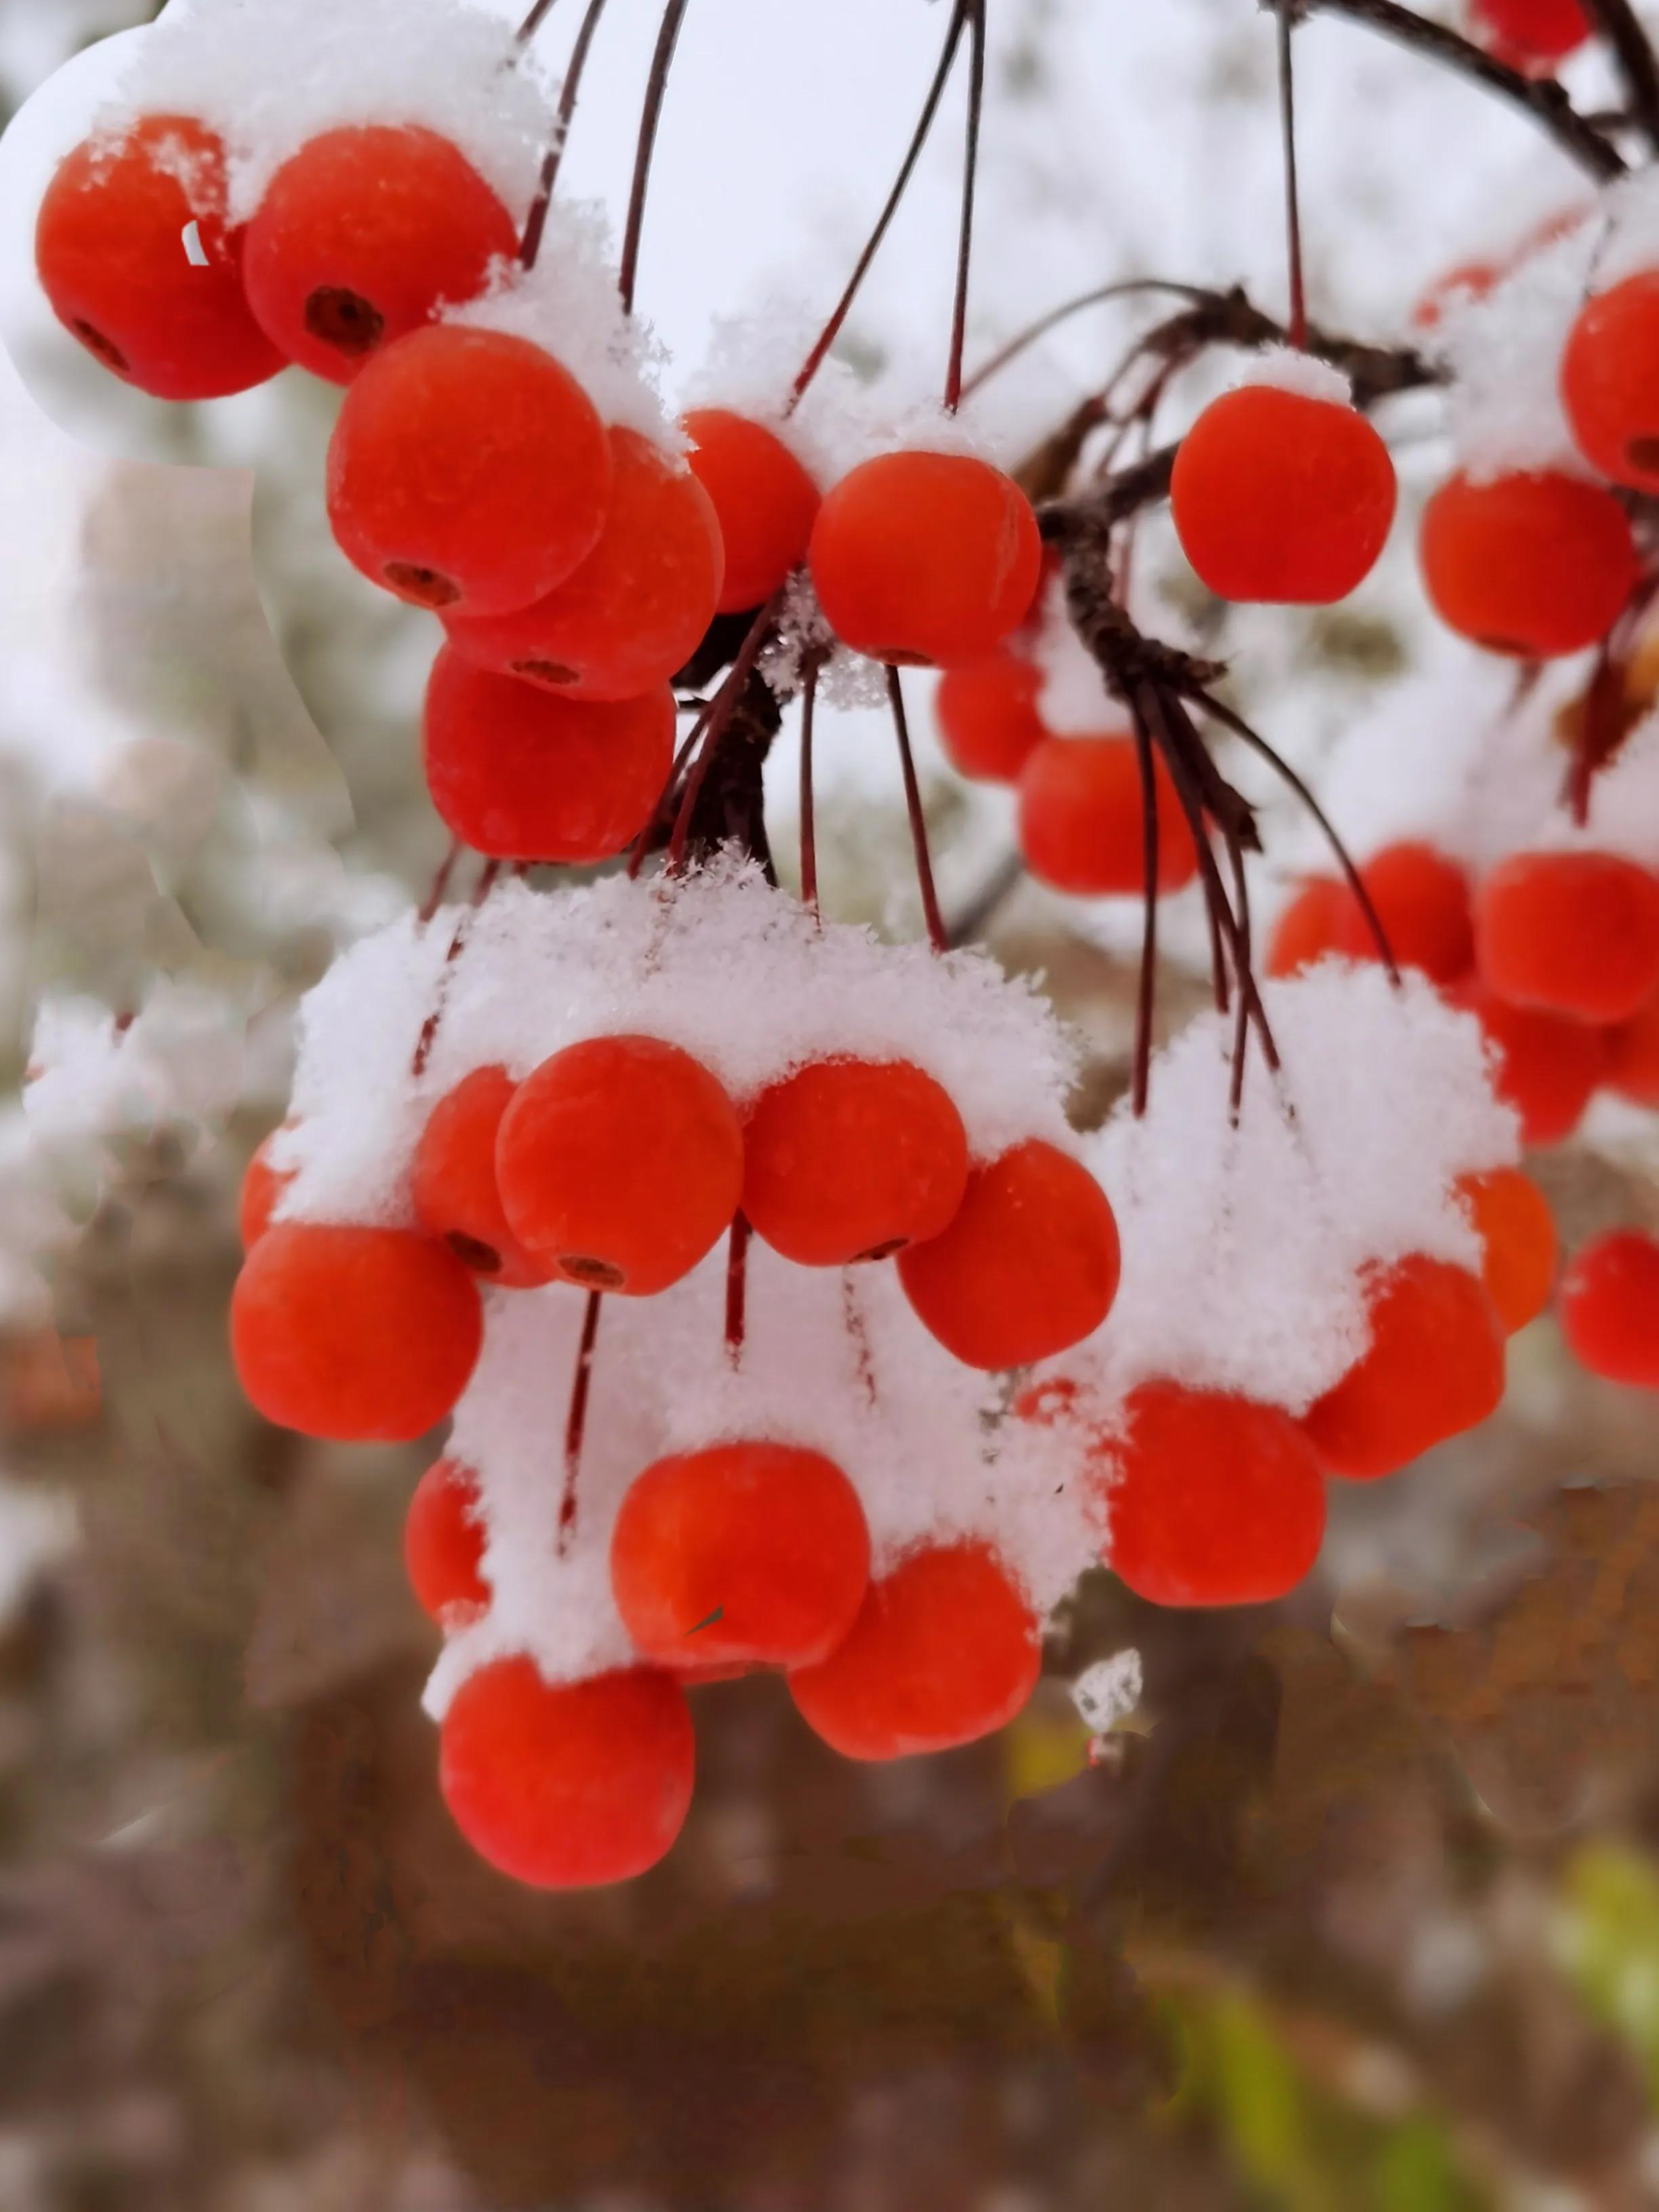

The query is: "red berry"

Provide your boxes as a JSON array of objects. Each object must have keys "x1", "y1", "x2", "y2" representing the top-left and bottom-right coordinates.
[
  {"x1": 1170, "y1": 385, "x2": 1396, "y2": 605},
  {"x1": 741, "y1": 1059, "x2": 969, "y2": 1267},
  {"x1": 405, "y1": 1457, "x2": 490, "y2": 1622},
  {"x1": 1273, "y1": 844, "x2": 1473, "y2": 983},
  {"x1": 808, "y1": 451, "x2": 1042, "y2": 668},
  {"x1": 897, "y1": 1139, "x2": 1120, "y2": 1370},
  {"x1": 1300, "y1": 1254, "x2": 1505, "y2": 1480},
  {"x1": 1562, "y1": 273, "x2": 1659, "y2": 494},
  {"x1": 440, "y1": 1658, "x2": 694, "y2": 1887},
  {"x1": 1475, "y1": 851, "x2": 1659, "y2": 1024},
  {"x1": 1017, "y1": 733, "x2": 1200, "y2": 899},
  {"x1": 242, "y1": 125, "x2": 517, "y2": 384},
  {"x1": 327, "y1": 325, "x2": 611, "y2": 613},
  {"x1": 611, "y1": 1441, "x2": 870, "y2": 1669},
  {"x1": 1448, "y1": 978, "x2": 1606, "y2": 1146},
  {"x1": 788, "y1": 1540, "x2": 1040, "y2": 1759},
  {"x1": 35, "y1": 117, "x2": 283, "y2": 400},
  {"x1": 1103, "y1": 1382, "x2": 1327, "y2": 1608},
  {"x1": 1420, "y1": 471, "x2": 1637, "y2": 658},
  {"x1": 935, "y1": 651, "x2": 1048, "y2": 783},
  {"x1": 1605, "y1": 987, "x2": 1659, "y2": 1107},
  {"x1": 443, "y1": 428, "x2": 724, "y2": 699},
  {"x1": 1469, "y1": 0, "x2": 1589, "y2": 67},
  {"x1": 1456, "y1": 1167, "x2": 1557, "y2": 1334},
  {"x1": 496, "y1": 1036, "x2": 743, "y2": 1295},
  {"x1": 683, "y1": 408, "x2": 819, "y2": 612},
  {"x1": 239, "y1": 1129, "x2": 293, "y2": 1250},
  {"x1": 1558, "y1": 1229, "x2": 1659, "y2": 1389},
  {"x1": 1266, "y1": 877, "x2": 1352, "y2": 978},
  {"x1": 413, "y1": 1065, "x2": 553, "y2": 1287},
  {"x1": 422, "y1": 647, "x2": 673, "y2": 863},
  {"x1": 231, "y1": 1223, "x2": 483, "y2": 1441}
]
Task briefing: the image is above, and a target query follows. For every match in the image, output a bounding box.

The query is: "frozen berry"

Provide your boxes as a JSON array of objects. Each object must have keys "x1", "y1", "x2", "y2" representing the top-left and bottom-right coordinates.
[
  {"x1": 897, "y1": 1139, "x2": 1120, "y2": 1370},
  {"x1": 444, "y1": 428, "x2": 724, "y2": 699},
  {"x1": 440, "y1": 1658, "x2": 694, "y2": 1887},
  {"x1": 36, "y1": 116, "x2": 283, "y2": 400},
  {"x1": 1475, "y1": 851, "x2": 1659, "y2": 1024},
  {"x1": 413, "y1": 1065, "x2": 553, "y2": 1286},
  {"x1": 1448, "y1": 978, "x2": 1606, "y2": 1146},
  {"x1": 1456, "y1": 1167, "x2": 1557, "y2": 1333},
  {"x1": 611, "y1": 1441, "x2": 870, "y2": 1668},
  {"x1": 231, "y1": 1223, "x2": 483, "y2": 1441},
  {"x1": 809, "y1": 451, "x2": 1042, "y2": 668},
  {"x1": 243, "y1": 125, "x2": 517, "y2": 383},
  {"x1": 405, "y1": 1457, "x2": 489, "y2": 1622},
  {"x1": 789, "y1": 1540, "x2": 1040, "y2": 1759},
  {"x1": 1017, "y1": 733, "x2": 1200, "y2": 898},
  {"x1": 935, "y1": 651, "x2": 1047, "y2": 783},
  {"x1": 239, "y1": 1128, "x2": 293, "y2": 1250},
  {"x1": 684, "y1": 407, "x2": 819, "y2": 611},
  {"x1": 423, "y1": 647, "x2": 673, "y2": 863},
  {"x1": 1170, "y1": 384, "x2": 1396, "y2": 604},
  {"x1": 496, "y1": 1035, "x2": 743, "y2": 1295},
  {"x1": 1420, "y1": 471, "x2": 1637, "y2": 658},
  {"x1": 327, "y1": 325, "x2": 611, "y2": 613},
  {"x1": 1558, "y1": 1229, "x2": 1659, "y2": 1389},
  {"x1": 741, "y1": 1059, "x2": 969, "y2": 1267}
]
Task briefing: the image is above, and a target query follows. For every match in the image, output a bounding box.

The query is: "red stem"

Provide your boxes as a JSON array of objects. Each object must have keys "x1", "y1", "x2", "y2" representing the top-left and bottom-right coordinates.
[
  {"x1": 724, "y1": 1212, "x2": 750, "y2": 1364},
  {"x1": 520, "y1": 0, "x2": 612, "y2": 270},
  {"x1": 1276, "y1": 0, "x2": 1307, "y2": 350},
  {"x1": 619, "y1": 0, "x2": 689, "y2": 316},
  {"x1": 418, "y1": 840, "x2": 461, "y2": 926},
  {"x1": 517, "y1": 0, "x2": 563, "y2": 43},
  {"x1": 558, "y1": 1290, "x2": 604, "y2": 1553},
  {"x1": 799, "y1": 654, "x2": 821, "y2": 918},
  {"x1": 944, "y1": 0, "x2": 987, "y2": 413},
  {"x1": 1126, "y1": 703, "x2": 1162, "y2": 1118},
  {"x1": 887, "y1": 668, "x2": 948, "y2": 955}
]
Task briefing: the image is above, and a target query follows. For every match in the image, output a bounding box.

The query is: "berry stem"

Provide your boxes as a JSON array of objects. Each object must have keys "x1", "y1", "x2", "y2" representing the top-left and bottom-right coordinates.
[
  {"x1": 960, "y1": 279, "x2": 1214, "y2": 403},
  {"x1": 944, "y1": 0, "x2": 987, "y2": 414},
  {"x1": 664, "y1": 588, "x2": 787, "y2": 874},
  {"x1": 1221, "y1": 823, "x2": 1256, "y2": 1119},
  {"x1": 724, "y1": 1211, "x2": 750, "y2": 1365},
  {"x1": 519, "y1": 0, "x2": 613, "y2": 270},
  {"x1": 418, "y1": 840, "x2": 462, "y2": 926},
  {"x1": 1582, "y1": 0, "x2": 1659, "y2": 155},
  {"x1": 799, "y1": 652, "x2": 821, "y2": 919},
  {"x1": 628, "y1": 712, "x2": 714, "y2": 880},
  {"x1": 618, "y1": 0, "x2": 690, "y2": 317},
  {"x1": 945, "y1": 850, "x2": 1024, "y2": 947},
  {"x1": 842, "y1": 1271, "x2": 879, "y2": 1408},
  {"x1": 1126, "y1": 702, "x2": 1162, "y2": 1119},
  {"x1": 887, "y1": 668, "x2": 949, "y2": 956},
  {"x1": 1275, "y1": 0, "x2": 1307, "y2": 352},
  {"x1": 787, "y1": 0, "x2": 968, "y2": 411},
  {"x1": 558, "y1": 1290, "x2": 604, "y2": 1553},
  {"x1": 516, "y1": 0, "x2": 563, "y2": 43}
]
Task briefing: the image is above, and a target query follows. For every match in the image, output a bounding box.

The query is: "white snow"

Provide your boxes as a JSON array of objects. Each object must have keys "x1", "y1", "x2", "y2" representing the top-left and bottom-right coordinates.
[
  {"x1": 1070, "y1": 1647, "x2": 1142, "y2": 1732},
  {"x1": 1436, "y1": 218, "x2": 1604, "y2": 481},
  {"x1": 1232, "y1": 342, "x2": 1353, "y2": 407}
]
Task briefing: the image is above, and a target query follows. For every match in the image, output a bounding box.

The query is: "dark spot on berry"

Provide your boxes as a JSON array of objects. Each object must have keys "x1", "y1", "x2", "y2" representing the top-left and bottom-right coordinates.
[
  {"x1": 386, "y1": 562, "x2": 462, "y2": 609},
  {"x1": 73, "y1": 321, "x2": 128, "y2": 374},
  {"x1": 1627, "y1": 435, "x2": 1659, "y2": 474},
  {"x1": 1475, "y1": 634, "x2": 1530, "y2": 657},
  {"x1": 876, "y1": 649, "x2": 933, "y2": 668},
  {"x1": 511, "y1": 657, "x2": 581, "y2": 687},
  {"x1": 306, "y1": 286, "x2": 386, "y2": 358},
  {"x1": 853, "y1": 1237, "x2": 907, "y2": 1263},
  {"x1": 446, "y1": 1231, "x2": 502, "y2": 1275},
  {"x1": 559, "y1": 1254, "x2": 626, "y2": 1290}
]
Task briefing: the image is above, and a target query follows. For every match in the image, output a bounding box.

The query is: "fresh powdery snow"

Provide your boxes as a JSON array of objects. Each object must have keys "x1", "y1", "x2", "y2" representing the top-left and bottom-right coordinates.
[{"x1": 1232, "y1": 343, "x2": 1352, "y2": 408}]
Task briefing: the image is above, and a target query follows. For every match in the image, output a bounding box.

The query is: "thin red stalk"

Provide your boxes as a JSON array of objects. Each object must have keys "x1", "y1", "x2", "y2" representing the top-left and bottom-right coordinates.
[
  {"x1": 618, "y1": 0, "x2": 689, "y2": 316},
  {"x1": 557, "y1": 1291, "x2": 604, "y2": 1553},
  {"x1": 842, "y1": 1273, "x2": 879, "y2": 1408},
  {"x1": 1222, "y1": 825, "x2": 1255, "y2": 1120},
  {"x1": 944, "y1": 0, "x2": 987, "y2": 413},
  {"x1": 724, "y1": 1212, "x2": 751, "y2": 1364},
  {"x1": 520, "y1": 0, "x2": 612, "y2": 269},
  {"x1": 789, "y1": 0, "x2": 967, "y2": 409},
  {"x1": 1276, "y1": 0, "x2": 1307, "y2": 350},
  {"x1": 887, "y1": 668, "x2": 948, "y2": 954},
  {"x1": 664, "y1": 590, "x2": 787, "y2": 872},
  {"x1": 411, "y1": 859, "x2": 503, "y2": 1076},
  {"x1": 960, "y1": 279, "x2": 1212, "y2": 403},
  {"x1": 1126, "y1": 703, "x2": 1162, "y2": 1118},
  {"x1": 418, "y1": 840, "x2": 461, "y2": 926},
  {"x1": 516, "y1": 0, "x2": 563, "y2": 43},
  {"x1": 628, "y1": 712, "x2": 714, "y2": 880},
  {"x1": 799, "y1": 654, "x2": 821, "y2": 918}
]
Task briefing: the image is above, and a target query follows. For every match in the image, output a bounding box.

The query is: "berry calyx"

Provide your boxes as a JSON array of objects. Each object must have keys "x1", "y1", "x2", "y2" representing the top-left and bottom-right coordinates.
[
  {"x1": 897, "y1": 1139, "x2": 1120, "y2": 1370},
  {"x1": 683, "y1": 408, "x2": 819, "y2": 611},
  {"x1": 1103, "y1": 1382, "x2": 1327, "y2": 1608},
  {"x1": 935, "y1": 651, "x2": 1048, "y2": 783},
  {"x1": 1474, "y1": 851, "x2": 1659, "y2": 1025},
  {"x1": 443, "y1": 428, "x2": 724, "y2": 699},
  {"x1": 1605, "y1": 987, "x2": 1659, "y2": 1108},
  {"x1": 1561, "y1": 273, "x2": 1659, "y2": 494},
  {"x1": 808, "y1": 451, "x2": 1042, "y2": 668},
  {"x1": 741, "y1": 1058, "x2": 969, "y2": 1267},
  {"x1": 412, "y1": 1065, "x2": 554, "y2": 1286},
  {"x1": 36, "y1": 117, "x2": 284, "y2": 401},
  {"x1": 327, "y1": 325, "x2": 612, "y2": 614},
  {"x1": 788, "y1": 1540, "x2": 1040, "y2": 1759},
  {"x1": 1017, "y1": 733, "x2": 1200, "y2": 899},
  {"x1": 1447, "y1": 979, "x2": 1606, "y2": 1147},
  {"x1": 1469, "y1": 0, "x2": 1589, "y2": 69},
  {"x1": 1299, "y1": 1253, "x2": 1505, "y2": 1479},
  {"x1": 1420, "y1": 471, "x2": 1637, "y2": 658},
  {"x1": 496, "y1": 1035, "x2": 743, "y2": 1295},
  {"x1": 405, "y1": 1457, "x2": 490, "y2": 1622},
  {"x1": 1558, "y1": 1229, "x2": 1659, "y2": 1390},
  {"x1": 239, "y1": 1128, "x2": 293, "y2": 1249},
  {"x1": 422, "y1": 647, "x2": 674, "y2": 863},
  {"x1": 439, "y1": 1658, "x2": 694, "y2": 1887},
  {"x1": 242, "y1": 125, "x2": 517, "y2": 384},
  {"x1": 1456, "y1": 1167, "x2": 1557, "y2": 1334},
  {"x1": 1170, "y1": 384, "x2": 1397, "y2": 605},
  {"x1": 231, "y1": 1223, "x2": 483, "y2": 1441},
  {"x1": 610, "y1": 1441, "x2": 871, "y2": 1668}
]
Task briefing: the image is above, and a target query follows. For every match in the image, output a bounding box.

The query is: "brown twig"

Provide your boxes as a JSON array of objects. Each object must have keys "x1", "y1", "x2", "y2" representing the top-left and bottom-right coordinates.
[
  {"x1": 888, "y1": 668, "x2": 949, "y2": 954},
  {"x1": 1126, "y1": 703, "x2": 1162, "y2": 1118},
  {"x1": 1275, "y1": 0, "x2": 1307, "y2": 350},
  {"x1": 558, "y1": 1291, "x2": 604, "y2": 1553},
  {"x1": 945, "y1": 0, "x2": 987, "y2": 413},
  {"x1": 519, "y1": 0, "x2": 611, "y2": 269},
  {"x1": 619, "y1": 0, "x2": 690, "y2": 316},
  {"x1": 516, "y1": 0, "x2": 562, "y2": 43},
  {"x1": 725, "y1": 1212, "x2": 751, "y2": 1364}
]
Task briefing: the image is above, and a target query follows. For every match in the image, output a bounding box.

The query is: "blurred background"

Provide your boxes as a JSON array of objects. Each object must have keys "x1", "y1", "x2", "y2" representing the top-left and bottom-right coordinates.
[{"x1": 0, "y1": 1, "x2": 1658, "y2": 2205}]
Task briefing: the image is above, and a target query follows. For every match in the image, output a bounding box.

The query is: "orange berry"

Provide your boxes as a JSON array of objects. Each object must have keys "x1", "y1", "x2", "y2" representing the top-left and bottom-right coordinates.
[
  {"x1": 808, "y1": 451, "x2": 1042, "y2": 668},
  {"x1": 1475, "y1": 851, "x2": 1659, "y2": 1024},
  {"x1": 495, "y1": 1036, "x2": 743, "y2": 1295},
  {"x1": 788, "y1": 1540, "x2": 1040, "y2": 1759},
  {"x1": 1605, "y1": 986, "x2": 1659, "y2": 1107},
  {"x1": 1017, "y1": 734, "x2": 1200, "y2": 898},
  {"x1": 1346, "y1": 843, "x2": 1475, "y2": 983},
  {"x1": 1456, "y1": 1167, "x2": 1557, "y2": 1333},
  {"x1": 1170, "y1": 384, "x2": 1396, "y2": 604},
  {"x1": 440, "y1": 1658, "x2": 694, "y2": 1887},
  {"x1": 1562, "y1": 273, "x2": 1659, "y2": 493},
  {"x1": 611, "y1": 1441, "x2": 870, "y2": 1669},
  {"x1": 405, "y1": 1457, "x2": 490, "y2": 1622},
  {"x1": 683, "y1": 407, "x2": 820, "y2": 612},
  {"x1": 935, "y1": 651, "x2": 1047, "y2": 783},
  {"x1": 896, "y1": 1139, "x2": 1120, "y2": 1370},
  {"x1": 741, "y1": 1058, "x2": 968, "y2": 1267},
  {"x1": 1420, "y1": 470, "x2": 1637, "y2": 658},
  {"x1": 1448, "y1": 977, "x2": 1606, "y2": 1146},
  {"x1": 1266, "y1": 877, "x2": 1352, "y2": 978},
  {"x1": 239, "y1": 1128, "x2": 293, "y2": 1250},
  {"x1": 413, "y1": 1065, "x2": 554, "y2": 1288},
  {"x1": 1300, "y1": 1254, "x2": 1505, "y2": 1480},
  {"x1": 1559, "y1": 1229, "x2": 1659, "y2": 1389}
]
